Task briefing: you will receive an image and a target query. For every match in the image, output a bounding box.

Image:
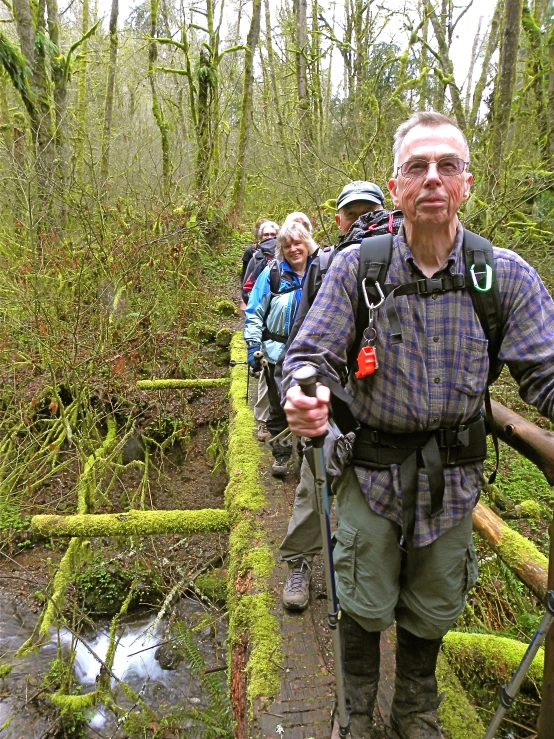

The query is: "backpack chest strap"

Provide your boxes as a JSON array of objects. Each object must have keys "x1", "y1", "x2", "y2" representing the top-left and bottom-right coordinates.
[{"x1": 384, "y1": 273, "x2": 466, "y2": 344}]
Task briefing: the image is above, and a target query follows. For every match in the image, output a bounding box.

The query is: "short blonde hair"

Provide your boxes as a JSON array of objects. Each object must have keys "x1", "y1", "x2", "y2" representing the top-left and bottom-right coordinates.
[
  {"x1": 283, "y1": 211, "x2": 312, "y2": 233},
  {"x1": 276, "y1": 222, "x2": 318, "y2": 261}
]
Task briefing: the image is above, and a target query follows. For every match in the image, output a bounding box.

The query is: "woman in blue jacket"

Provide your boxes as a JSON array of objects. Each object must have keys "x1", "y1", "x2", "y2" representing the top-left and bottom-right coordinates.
[{"x1": 244, "y1": 220, "x2": 317, "y2": 476}]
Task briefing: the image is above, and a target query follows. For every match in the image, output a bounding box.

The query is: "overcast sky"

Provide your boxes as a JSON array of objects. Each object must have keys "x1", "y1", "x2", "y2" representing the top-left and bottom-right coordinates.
[{"x1": 97, "y1": 0, "x2": 496, "y2": 98}]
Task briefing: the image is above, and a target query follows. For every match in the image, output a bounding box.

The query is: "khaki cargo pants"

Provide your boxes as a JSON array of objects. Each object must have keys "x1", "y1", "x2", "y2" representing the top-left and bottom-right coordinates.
[{"x1": 332, "y1": 467, "x2": 478, "y2": 639}]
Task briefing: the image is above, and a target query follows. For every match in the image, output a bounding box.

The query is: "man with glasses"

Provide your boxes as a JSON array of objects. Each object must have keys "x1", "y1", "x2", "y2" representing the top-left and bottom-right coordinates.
[{"x1": 282, "y1": 111, "x2": 554, "y2": 738}]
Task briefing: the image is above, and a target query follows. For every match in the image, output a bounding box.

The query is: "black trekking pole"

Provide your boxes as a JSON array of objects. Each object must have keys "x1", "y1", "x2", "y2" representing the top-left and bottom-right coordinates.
[
  {"x1": 293, "y1": 365, "x2": 350, "y2": 739},
  {"x1": 483, "y1": 589, "x2": 554, "y2": 738}
]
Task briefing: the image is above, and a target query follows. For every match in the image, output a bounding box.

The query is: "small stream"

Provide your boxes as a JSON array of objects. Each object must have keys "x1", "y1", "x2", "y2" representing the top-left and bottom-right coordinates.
[{"x1": 0, "y1": 592, "x2": 228, "y2": 737}]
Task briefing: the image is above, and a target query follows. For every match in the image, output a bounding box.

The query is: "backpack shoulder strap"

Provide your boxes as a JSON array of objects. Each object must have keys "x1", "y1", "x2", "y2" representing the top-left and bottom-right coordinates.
[
  {"x1": 463, "y1": 229, "x2": 504, "y2": 484},
  {"x1": 462, "y1": 229, "x2": 503, "y2": 383},
  {"x1": 347, "y1": 234, "x2": 394, "y2": 373}
]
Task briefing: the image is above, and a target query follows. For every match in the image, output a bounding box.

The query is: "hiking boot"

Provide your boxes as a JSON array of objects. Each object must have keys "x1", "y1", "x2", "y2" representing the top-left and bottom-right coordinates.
[
  {"x1": 271, "y1": 456, "x2": 292, "y2": 477},
  {"x1": 282, "y1": 560, "x2": 311, "y2": 610},
  {"x1": 270, "y1": 438, "x2": 292, "y2": 478},
  {"x1": 387, "y1": 626, "x2": 443, "y2": 739},
  {"x1": 257, "y1": 423, "x2": 271, "y2": 442}
]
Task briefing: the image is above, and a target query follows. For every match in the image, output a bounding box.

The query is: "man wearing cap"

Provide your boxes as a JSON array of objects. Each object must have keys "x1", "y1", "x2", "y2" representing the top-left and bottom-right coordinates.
[{"x1": 279, "y1": 180, "x2": 386, "y2": 612}]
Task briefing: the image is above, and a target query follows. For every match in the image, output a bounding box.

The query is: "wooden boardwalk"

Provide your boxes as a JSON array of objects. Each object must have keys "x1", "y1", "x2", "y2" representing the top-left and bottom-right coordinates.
[{"x1": 249, "y1": 441, "x2": 395, "y2": 739}]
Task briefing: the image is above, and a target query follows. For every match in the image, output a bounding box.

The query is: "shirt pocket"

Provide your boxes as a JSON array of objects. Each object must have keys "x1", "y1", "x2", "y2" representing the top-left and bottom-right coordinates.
[{"x1": 454, "y1": 334, "x2": 489, "y2": 396}]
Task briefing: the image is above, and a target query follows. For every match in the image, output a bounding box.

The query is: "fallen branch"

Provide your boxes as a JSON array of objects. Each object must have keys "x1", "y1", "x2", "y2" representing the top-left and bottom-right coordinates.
[
  {"x1": 472, "y1": 502, "x2": 548, "y2": 601},
  {"x1": 31, "y1": 509, "x2": 230, "y2": 538},
  {"x1": 137, "y1": 378, "x2": 230, "y2": 390}
]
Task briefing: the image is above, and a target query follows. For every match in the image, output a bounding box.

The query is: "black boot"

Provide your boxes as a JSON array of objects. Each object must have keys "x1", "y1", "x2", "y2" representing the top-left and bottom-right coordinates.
[
  {"x1": 387, "y1": 626, "x2": 443, "y2": 739},
  {"x1": 332, "y1": 612, "x2": 381, "y2": 739},
  {"x1": 270, "y1": 438, "x2": 292, "y2": 478}
]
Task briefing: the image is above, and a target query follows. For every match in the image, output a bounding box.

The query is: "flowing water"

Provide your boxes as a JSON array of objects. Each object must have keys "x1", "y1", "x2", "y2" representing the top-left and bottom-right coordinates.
[{"x1": 0, "y1": 592, "x2": 228, "y2": 738}]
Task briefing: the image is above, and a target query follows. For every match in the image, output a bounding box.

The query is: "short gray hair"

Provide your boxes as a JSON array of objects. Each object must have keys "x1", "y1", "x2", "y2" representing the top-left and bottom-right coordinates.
[
  {"x1": 392, "y1": 111, "x2": 470, "y2": 169},
  {"x1": 276, "y1": 222, "x2": 318, "y2": 261},
  {"x1": 282, "y1": 211, "x2": 312, "y2": 233},
  {"x1": 259, "y1": 220, "x2": 280, "y2": 239}
]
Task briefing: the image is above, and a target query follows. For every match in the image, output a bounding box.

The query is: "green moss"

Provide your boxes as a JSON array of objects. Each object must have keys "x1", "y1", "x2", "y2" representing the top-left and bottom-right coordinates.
[
  {"x1": 436, "y1": 653, "x2": 485, "y2": 739},
  {"x1": 50, "y1": 692, "x2": 97, "y2": 710},
  {"x1": 230, "y1": 593, "x2": 283, "y2": 701},
  {"x1": 32, "y1": 508, "x2": 230, "y2": 538},
  {"x1": 443, "y1": 632, "x2": 543, "y2": 696},
  {"x1": 225, "y1": 332, "x2": 282, "y2": 708},
  {"x1": 518, "y1": 499, "x2": 541, "y2": 519},
  {"x1": 0, "y1": 664, "x2": 13, "y2": 679},
  {"x1": 215, "y1": 299, "x2": 238, "y2": 317},
  {"x1": 496, "y1": 525, "x2": 549, "y2": 576},
  {"x1": 137, "y1": 378, "x2": 231, "y2": 390},
  {"x1": 215, "y1": 327, "x2": 233, "y2": 348},
  {"x1": 195, "y1": 571, "x2": 227, "y2": 604}
]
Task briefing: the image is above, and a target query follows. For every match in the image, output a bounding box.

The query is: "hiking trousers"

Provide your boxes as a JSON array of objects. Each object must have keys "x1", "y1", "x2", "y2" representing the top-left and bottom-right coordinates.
[
  {"x1": 279, "y1": 455, "x2": 322, "y2": 565},
  {"x1": 332, "y1": 466, "x2": 478, "y2": 639},
  {"x1": 253, "y1": 371, "x2": 269, "y2": 424}
]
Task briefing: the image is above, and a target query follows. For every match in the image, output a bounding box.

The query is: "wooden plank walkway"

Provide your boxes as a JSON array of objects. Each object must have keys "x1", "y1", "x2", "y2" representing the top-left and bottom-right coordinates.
[{"x1": 249, "y1": 441, "x2": 395, "y2": 739}]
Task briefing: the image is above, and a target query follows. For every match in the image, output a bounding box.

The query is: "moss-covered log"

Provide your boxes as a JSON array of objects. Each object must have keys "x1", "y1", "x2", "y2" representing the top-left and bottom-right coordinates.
[
  {"x1": 32, "y1": 509, "x2": 229, "y2": 537},
  {"x1": 436, "y1": 653, "x2": 485, "y2": 738},
  {"x1": 136, "y1": 378, "x2": 230, "y2": 390},
  {"x1": 226, "y1": 332, "x2": 283, "y2": 717},
  {"x1": 443, "y1": 631, "x2": 543, "y2": 696},
  {"x1": 473, "y1": 501, "x2": 548, "y2": 601}
]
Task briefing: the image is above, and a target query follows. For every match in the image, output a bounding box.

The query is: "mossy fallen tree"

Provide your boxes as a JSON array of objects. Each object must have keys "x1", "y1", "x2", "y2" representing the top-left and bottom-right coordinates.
[
  {"x1": 443, "y1": 631, "x2": 543, "y2": 696},
  {"x1": 137, "y1": 378, "x2": 231, "y2": 390},
  {"x1": 226, "y1": 332, "x2": 283, "y2": 726},
  {"x1": 32, "y1": 509, "x2": 230, "y2": 537},
  {"x1": 473, "y1": 501, "x2": 549, "y2": 601},
  {"x1": 436, "y1": 653, "x2": 485, "y2": 739}
]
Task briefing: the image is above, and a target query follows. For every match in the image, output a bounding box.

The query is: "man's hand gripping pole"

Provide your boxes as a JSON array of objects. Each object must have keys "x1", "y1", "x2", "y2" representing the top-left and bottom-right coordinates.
[{"x1": 293, "y1": 365, "x2": 350, "y2": 739}]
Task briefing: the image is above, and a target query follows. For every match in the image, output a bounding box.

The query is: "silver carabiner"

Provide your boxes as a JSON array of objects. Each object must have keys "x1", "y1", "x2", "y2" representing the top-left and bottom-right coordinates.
[{"x1": 361, "y1": 279, "x2": 385, "y2": 310}]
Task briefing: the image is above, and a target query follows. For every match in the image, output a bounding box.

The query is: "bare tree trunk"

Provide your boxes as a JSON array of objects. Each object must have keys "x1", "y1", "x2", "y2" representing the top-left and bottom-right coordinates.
[
  {"x1": 264, "y1": 0, "x2": 291, "y2": 173},
  {"x1": 469, "y1": 0, "x2": 502, "y2": 131},
  {"x1": 46, "y1": 0, "x2": 68, "y2": 185},
  {"x1": 75, "y1": 0, "x2": 89, "y2": 177},
  {"x1": 522, "y1": 0, "x2": 549, "y2": 163},
  {"x1": 148, "y1": 0, "x2": 171, "y2": 197},
  {"x1": 425, "y1": 0, "x2": 466, "y2": 128},
  {"x1": 464, "y1": 16, "x2": 482, "y2": 114},
  {"x1": 419, "y1": 4, "x2": 430, "y2": 110},
  {"x1": 293, "y1": 0, "x2": 311, "y2": 144},
  {"x1": 489, "y1": 0, "x2": 524, "y2": 177},
  {"x1": 100, "y1": 0, "x2": 119, "y2": 184},
  {"x1": 231, "y1": 0, "x2": 262, "y2": 216}
]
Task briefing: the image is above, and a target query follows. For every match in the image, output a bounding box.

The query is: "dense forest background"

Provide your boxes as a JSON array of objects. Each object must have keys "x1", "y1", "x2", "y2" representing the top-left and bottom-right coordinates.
[{"x1": 0, "y1": 2, "x2": 553, "y2": 736}]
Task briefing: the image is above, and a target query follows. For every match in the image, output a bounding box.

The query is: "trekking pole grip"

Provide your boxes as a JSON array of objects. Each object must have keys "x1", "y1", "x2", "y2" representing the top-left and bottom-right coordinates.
[{"x1": 292, "y1": 365, "x2": 326, "y2": 448}]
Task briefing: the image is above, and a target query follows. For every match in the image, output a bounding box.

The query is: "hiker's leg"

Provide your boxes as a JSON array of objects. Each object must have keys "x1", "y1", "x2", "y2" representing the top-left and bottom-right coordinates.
[
  {"x1": 388, "y1": 511, "x2": 477, "y2": 738},
  {"x1": 279, "y1": 455, "x2": 322, "y2": 564},
  {"x1": 265, "y1": 363, "x2": 288, "y2": 439},
  {"x1": 253, "y1": 370, "x2": 269, "y2": 424},
  {"x1": 332, "y1": 466, "x2": 402, "y2": 632}
]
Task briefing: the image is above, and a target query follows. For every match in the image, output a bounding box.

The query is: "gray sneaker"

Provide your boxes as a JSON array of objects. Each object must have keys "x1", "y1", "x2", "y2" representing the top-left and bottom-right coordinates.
[{"x1": 282, "y1": 560, "x2": 311, "y2": 611}]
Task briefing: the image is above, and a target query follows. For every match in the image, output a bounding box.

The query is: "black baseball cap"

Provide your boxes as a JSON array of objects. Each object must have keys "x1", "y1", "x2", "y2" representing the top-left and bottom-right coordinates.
[{"x1": 336, "y1": 180, "x2": 385, "y2": 210}]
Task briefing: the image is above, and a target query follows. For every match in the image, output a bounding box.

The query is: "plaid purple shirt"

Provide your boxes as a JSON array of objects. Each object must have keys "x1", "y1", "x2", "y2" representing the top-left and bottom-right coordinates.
[{"x1": 282, "y1": 223, "x2": 554, "y2": 547}]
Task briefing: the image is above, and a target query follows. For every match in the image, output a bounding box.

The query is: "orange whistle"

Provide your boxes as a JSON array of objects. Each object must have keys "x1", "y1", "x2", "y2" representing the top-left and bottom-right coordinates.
[{"x1": 355, "y1": 345, "x2": 378, "y2": 378}]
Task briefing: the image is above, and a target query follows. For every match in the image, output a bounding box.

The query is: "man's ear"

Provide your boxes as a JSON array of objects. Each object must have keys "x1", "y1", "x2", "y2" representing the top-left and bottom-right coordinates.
[
  {"x1": 334, "y1": 213, "x2": 341, "y2": 228},
  {"x1": 388, "y1": 178, "x2": 400, "y2": 208},
  {"x1": 462, "y1": 172, "x2": 473, "y2": 201}
]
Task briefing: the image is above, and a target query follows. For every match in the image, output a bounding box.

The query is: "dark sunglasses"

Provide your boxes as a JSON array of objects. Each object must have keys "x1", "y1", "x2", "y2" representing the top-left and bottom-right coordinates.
[{"x1": 396, "y1": 156, "x2": 468, "y2": 179}]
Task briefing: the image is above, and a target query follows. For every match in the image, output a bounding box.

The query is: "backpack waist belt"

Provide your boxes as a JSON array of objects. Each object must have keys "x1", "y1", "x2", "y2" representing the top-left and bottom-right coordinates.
[
  {"x1": 262, "y1": 328, "x2": 288, "y2": 344},
  {"x1": 351, "y1": 414, "x2": 486, "y2": 544}
]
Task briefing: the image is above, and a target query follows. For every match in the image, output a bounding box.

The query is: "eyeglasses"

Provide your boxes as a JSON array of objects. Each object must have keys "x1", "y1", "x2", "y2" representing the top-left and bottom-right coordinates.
[{"x1": 396, "y1": 156, "x2": 468, "y2": 179}]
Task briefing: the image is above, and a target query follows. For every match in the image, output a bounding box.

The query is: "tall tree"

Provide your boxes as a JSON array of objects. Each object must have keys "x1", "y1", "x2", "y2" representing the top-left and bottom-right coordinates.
[
  {"x1": 100, "y1": 0, "x2": 119, "y2": 184},
  {"x1": 148, "y1": 0, "x2": 171, "y2": 196},
  {"x1": 468, "y1": 0, "x2": 502, "y2": 132},
  {"x1": 489, "y1": 0, "x2": 524, "y2": 177},
  {"x1": 231, "y1": 0, "x2": 262, "y2": 217}
]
